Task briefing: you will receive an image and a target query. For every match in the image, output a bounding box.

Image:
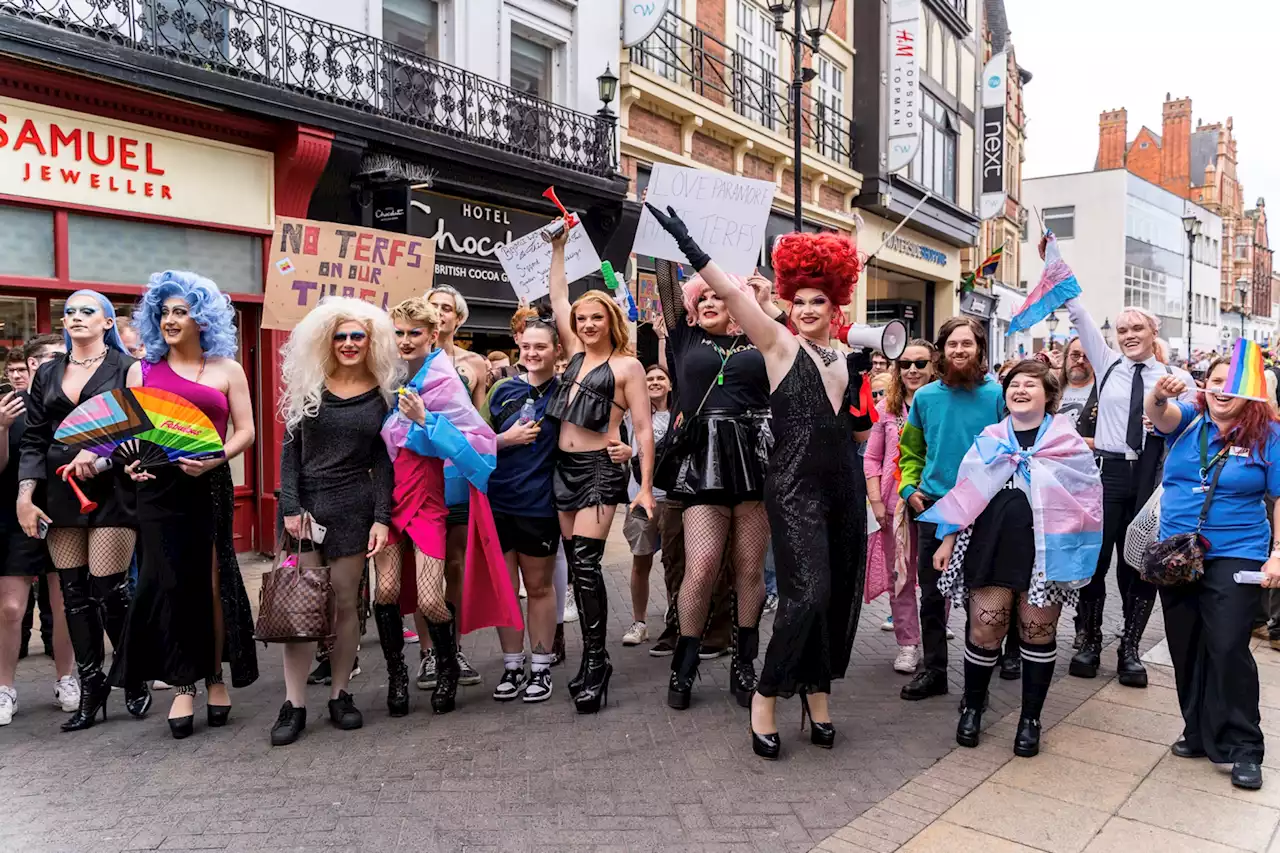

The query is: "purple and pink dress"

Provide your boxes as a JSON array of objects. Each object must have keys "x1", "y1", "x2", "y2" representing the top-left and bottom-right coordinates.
[{"x1": 109, "y1": 359, "x2": 258, "y2": 690}]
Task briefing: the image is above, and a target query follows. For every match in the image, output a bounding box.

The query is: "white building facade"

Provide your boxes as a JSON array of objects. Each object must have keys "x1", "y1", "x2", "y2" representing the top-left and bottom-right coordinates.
[{"x1": 1021, "y1": 170, "x2": 1224, "y2": 360}]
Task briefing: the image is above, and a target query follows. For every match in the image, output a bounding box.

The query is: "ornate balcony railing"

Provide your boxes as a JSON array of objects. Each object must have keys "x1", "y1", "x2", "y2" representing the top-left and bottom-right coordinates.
[
  {"x1": 628, "y1": 11, "x2": 852, "y2": 168},
  {"x1": 0, "y1": 0, "x2": 617, "y2": 177}
]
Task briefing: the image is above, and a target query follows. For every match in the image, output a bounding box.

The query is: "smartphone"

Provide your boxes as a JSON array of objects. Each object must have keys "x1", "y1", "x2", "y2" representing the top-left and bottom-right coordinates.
[
  {"x1": 0, "y1": 382, "x2": 13, "y2": 397},
  {"x1": 36, "y1": 518, "x2": 49, "y2": 540}
]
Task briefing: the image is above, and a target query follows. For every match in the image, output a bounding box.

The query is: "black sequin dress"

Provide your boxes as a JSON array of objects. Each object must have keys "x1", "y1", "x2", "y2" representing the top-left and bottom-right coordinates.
[{"x1": 757, "y1": 350, "x2": 871, "y2": 698}]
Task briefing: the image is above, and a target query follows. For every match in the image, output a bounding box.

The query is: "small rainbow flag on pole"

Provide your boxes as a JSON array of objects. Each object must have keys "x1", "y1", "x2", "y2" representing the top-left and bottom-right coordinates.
[
  {"x1": 1219, "y1": 338, "x2": 1268, "y2": 401},
  {"x1": 1007, "y1": 231, "x2": 1082, "y2": 335}
]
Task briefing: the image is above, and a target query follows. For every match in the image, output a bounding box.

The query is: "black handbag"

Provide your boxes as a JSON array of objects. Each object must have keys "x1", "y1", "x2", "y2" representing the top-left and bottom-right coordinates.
[
  {"x1": 653, "y1": 337, "x2": 740, "y2": 494},
  {"x1": 1138, "y1": 435, "x2": 1228, "y2": 587}
]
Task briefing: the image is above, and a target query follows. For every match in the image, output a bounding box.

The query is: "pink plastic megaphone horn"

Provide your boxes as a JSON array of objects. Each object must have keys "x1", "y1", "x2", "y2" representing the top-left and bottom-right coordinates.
[{"x1": 542, "y1": 187, "x2": 578, "y2": 229}]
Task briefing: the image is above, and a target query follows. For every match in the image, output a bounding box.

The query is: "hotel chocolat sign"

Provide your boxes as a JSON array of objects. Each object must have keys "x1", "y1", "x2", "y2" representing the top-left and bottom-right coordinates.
[{"x1": 407, "y1": 190, "x2": 554, "y2": 299}]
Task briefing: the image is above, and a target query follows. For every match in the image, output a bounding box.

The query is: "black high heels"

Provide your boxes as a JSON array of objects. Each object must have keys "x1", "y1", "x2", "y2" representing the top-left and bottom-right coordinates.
[
  {"x1": 168, "y1": 685, "x2": 197, "y2": 740},
  {"x1": 61, "y1": 672, "x2": 110, "y2": 732},
  {"x1": 207, "y1": 704, "x2": 231, "y2": 727},
  {"x1": 800, "y1": 694, "x2": 835, "y2": 749},
  {"x1": 751, "y1": 728, "x2": 781, "y2": 760},
  {"x1": 573, "y1": 656, "x2": 612, "y2": 714}
]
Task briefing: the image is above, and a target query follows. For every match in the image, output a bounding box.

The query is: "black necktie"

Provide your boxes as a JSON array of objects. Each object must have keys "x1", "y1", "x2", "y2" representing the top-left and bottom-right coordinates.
[{"x1": 1127, "y1": 362, "x2": 1146, "y2": 455}]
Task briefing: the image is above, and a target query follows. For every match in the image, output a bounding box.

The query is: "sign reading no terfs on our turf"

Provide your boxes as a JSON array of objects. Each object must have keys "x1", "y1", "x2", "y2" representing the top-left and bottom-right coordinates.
[{"x1": 262, "y1": 216, "x2": 436, "y2": 330}]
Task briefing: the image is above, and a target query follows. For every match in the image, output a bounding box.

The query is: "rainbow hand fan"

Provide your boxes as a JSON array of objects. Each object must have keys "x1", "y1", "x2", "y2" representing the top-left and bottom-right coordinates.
[{"x1": 54, "y1": 387, "x2": 225, "y2": 469}]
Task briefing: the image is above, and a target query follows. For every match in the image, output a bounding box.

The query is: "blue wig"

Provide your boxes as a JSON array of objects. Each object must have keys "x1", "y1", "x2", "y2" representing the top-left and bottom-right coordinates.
[
  {"x1": 64, "y1": 289, "x2": 129, "y2": 355},
  {"x1": 133, "y1": 270, "x2": 238, "y2": 362}
]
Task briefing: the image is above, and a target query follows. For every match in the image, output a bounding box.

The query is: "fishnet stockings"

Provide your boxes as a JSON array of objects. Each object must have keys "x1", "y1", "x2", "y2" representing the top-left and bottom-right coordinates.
[
  {"x1": 415, "y1": 547, "x2": 449, "y2": 623},
  {"x1": 677, "y1": 502, "x2": 769, "y2": 635},
  {"x1": 373, "y1": 541, "x2": 404, "y2": 605},
  {"x1": 47, "y1": 527, "x2": 136, "y2": 576},
  {"x1": 967, "y1": 586, "x2": 1062, "y2": 648}
]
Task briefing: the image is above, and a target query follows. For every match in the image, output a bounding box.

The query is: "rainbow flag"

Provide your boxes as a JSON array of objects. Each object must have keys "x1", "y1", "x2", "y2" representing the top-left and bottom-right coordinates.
[
  {"x1": 1007, "y1": 231, "x2": 1081, "y2": 335},
  {"x1": 1221, "y1": 338, "x2": 1268, "y2": 401}
]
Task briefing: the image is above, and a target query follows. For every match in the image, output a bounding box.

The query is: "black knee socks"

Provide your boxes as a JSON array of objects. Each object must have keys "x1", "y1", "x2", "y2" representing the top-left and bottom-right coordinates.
[
  {"x1": 1020, "y1": 639, "x2": 1057, "y2": 720},
  {"x1": 963, "y1": 639, "x2": 1000, "y2": 709}
]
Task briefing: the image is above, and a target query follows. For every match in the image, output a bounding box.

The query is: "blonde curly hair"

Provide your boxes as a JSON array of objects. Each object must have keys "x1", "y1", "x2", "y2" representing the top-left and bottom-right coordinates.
[{"x1": 279, "y1": 296, "x2": 400, "y2": 431}]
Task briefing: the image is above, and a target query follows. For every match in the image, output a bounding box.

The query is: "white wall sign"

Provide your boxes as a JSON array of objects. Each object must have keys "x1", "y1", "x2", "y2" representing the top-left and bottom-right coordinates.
[
  {"x1": 632, "y1": 164, "x2": 776, "y2": 277},
  {"x1": 979, "y1": 51, "x2": 1008, "y2": 221},
  {"x1": 622, "y1": 0, "x2": 672, "y2": 47},
  {"x1": 493, "y1": 215, "x2": 601, "y2": 303},
  {"x1": 886, "y1": 0, "x2": 922, "y2": 173},
  {"x1": 0, "y1": 95, "x2": 274, "y2": 229}
]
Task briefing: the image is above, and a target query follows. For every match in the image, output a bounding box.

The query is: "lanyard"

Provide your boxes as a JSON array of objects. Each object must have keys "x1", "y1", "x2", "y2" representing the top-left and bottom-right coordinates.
[
  {"x1": 709, "y1": 336, "x2": 742, "y2": 386},
  {"x1": 1198, "y1": 420, "x2": 1233, "y2": 483}
]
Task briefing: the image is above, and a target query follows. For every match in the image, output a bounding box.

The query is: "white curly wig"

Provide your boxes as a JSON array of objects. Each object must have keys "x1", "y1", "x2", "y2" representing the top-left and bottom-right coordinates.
[{"x1": 279, "y1": 296, "x2": 401, "y2": 431}]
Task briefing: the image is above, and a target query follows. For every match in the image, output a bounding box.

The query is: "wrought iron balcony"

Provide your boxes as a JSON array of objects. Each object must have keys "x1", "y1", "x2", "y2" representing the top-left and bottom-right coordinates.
[
  {"x1": 0, "y1": 0, "x2": 616, "y2": 177},
  {"x1": 628, "y1": 11, "x2": 852, "y2": 168}
]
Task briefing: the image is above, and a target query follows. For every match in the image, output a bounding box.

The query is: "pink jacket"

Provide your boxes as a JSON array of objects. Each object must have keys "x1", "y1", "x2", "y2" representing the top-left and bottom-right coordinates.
[{"x1": 864, "y1": 399, "x2": 906, "y2": 602}]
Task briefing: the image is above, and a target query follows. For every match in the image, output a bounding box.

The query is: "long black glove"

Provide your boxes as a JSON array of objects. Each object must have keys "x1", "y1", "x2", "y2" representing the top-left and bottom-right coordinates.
[{"x1": 645, "y1": 203, "x2": 711, "y2": 272}]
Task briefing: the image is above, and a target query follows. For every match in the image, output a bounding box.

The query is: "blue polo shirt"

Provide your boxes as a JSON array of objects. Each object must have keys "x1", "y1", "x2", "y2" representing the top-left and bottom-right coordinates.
[
  {"x1": 1157, "y1": 401, "x2": 1280, "y2": 561},
  {"x1": 482, "y1": 375, "x2": 559, "y2": 517}
]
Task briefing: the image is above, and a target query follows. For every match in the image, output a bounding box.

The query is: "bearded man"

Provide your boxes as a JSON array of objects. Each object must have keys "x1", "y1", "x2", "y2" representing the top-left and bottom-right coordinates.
[{"x1": 897, "y1": 316, "x2": 1005, "y2": 700}]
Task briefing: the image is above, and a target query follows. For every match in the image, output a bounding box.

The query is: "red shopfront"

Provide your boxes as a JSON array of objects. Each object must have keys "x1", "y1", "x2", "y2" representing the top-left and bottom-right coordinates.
[{"x1": 0, "y1": 62, "x2": 331, "y2": 553}]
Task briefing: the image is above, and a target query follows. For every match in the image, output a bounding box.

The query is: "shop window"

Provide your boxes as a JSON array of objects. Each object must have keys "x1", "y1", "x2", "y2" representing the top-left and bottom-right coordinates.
[
  {"x1": 907, "y1": 92, "x2": 957, "y2": 203},
  {"x1": 0, "y1": 296, "x2": 37, "y2": 349},
  {"x1": 384, "y1": 0, "x2": 440, "y2": 59},
  {"x1": 0, "y1": 206, "x2": 55, "y2": 278},
  {"x1": 1044, "y1": 206, "x2": 1075, "y2": 240},
  {"x1": 66, "y1": 215, "x2": 263, "y2": 294}
]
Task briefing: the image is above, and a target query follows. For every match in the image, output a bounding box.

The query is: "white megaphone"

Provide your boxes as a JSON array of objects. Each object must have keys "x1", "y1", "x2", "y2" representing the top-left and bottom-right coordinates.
[{"x1": 842, "y1": 319, "x2": 909, "y2": 360}]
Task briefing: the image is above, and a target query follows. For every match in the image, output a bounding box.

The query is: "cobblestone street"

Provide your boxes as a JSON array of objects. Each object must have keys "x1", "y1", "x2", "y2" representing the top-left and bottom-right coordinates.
[{"x1": 0, "y1": 525, "x2": 1147, "y2": 853}]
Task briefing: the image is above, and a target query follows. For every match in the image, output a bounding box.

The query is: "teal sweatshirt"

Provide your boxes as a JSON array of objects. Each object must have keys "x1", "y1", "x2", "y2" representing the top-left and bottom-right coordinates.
[{"x1": 898, "y1": 378, "x2": 1004, "y2": 501}]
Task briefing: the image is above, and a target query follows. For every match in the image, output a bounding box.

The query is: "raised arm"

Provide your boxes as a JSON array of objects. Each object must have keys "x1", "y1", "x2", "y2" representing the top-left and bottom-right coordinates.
[
  {"x1": 1064, "y1": 296, "x2": 1119, "y2": 377},
  {"x1": 547, "y1": 226, "x2": 579, "y2": 357},
  {"x1": 654, "y1": 259, "x2": 685, "y2": 332},
  {"x1": 645, "y1": 204, "x2": 785, "y2": 357},
  {"x1": 1145, "y1": 373, "x2": 1189, "y2": 435}
]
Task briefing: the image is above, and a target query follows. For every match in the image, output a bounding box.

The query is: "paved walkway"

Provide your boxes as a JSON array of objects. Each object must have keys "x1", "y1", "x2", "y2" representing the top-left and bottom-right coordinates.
[
  {"x1": 0, "y1": 520, "x2": 1147, "y2": 853},
  {"x1": 814, "y1": 635, "x2": 1280, "y2": 853}
]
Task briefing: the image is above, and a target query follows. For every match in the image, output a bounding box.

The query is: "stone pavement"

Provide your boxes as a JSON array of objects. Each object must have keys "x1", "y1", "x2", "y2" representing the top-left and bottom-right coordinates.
[
  {"x1": 0, "y1": 519, "x2": 1146, "y2": 853},
  {"x1": 814, "y1": 634, "x2": 1280, "y2": 853}
]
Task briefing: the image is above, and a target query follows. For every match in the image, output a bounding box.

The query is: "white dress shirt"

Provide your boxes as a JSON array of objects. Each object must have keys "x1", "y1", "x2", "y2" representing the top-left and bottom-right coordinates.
[{"x1": 1065, "y1": 298, "x2": 1195, "y2": 459}]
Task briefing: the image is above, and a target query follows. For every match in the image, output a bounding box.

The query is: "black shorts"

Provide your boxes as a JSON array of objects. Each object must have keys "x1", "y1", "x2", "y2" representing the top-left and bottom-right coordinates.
[
  {"x1": 0, "y1": 526, "x2": 53, "y2": 578},
  {"x1": 446, "y1": 502, "x2": 469, "y2": 528},
  {"x1": 493, "y1": 512, "x2": 560, "y2": 558}
]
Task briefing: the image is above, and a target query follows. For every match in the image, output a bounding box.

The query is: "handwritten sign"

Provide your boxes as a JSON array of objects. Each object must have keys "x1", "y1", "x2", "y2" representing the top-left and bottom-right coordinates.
[
  {"x1": 262, "y1": 216, "x2": 435, "y2": 331},
  {"x1": 492, "y1": 216, "x2": 601, "y2": 303},
  {"x1": 633, "y1": 164, "x2": 775, "y2": 277}
]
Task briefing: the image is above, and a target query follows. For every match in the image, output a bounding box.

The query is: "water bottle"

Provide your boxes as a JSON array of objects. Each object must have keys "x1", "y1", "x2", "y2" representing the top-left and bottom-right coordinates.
[{"x1": 518, "y1": 398, "x2": 537, "y2": 425}]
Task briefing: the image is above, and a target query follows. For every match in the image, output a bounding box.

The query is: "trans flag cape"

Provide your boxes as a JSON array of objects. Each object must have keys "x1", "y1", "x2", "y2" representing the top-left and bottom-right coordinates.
[
  {"x1": 382, "y1": 349, "x2": 522, "y2": 633},
  {"x1": 1007, "y1": 231, "x2": 1082, "y2": 335},
  {"x1": 919, "y1": 414, "x2": 1103, "y2": 587}
]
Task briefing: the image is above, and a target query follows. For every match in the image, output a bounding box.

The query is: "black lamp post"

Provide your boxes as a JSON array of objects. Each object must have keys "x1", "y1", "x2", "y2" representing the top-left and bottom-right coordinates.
[
  {"x1": 597, "y1": 64, "x2": 619, "y2": 116},
  {"x1": 1237, "y1": 277, "x2": 1249, "y2": 338},
  {"x1": 1182, "y1": 215, "x2": 1201, "y2": 360},
  {"x1": 769, "y1": 0, "x2": 837, "y2": 232},
  {"x1": 1101, "y1": 317, "x2": 1112, "y2": 346},
  {"x1": 1046, "y1": 310, "x2": 1060, "y2": 346}
]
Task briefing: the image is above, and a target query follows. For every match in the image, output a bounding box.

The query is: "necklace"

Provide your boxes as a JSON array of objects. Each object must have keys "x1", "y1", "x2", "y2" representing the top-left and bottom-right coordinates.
[
  {"x1": 804, "y1": 338, "x2": 840, "y2": 367},
  {"x1": 68, "y1": 348, "x2": 107, "y2": 367}
]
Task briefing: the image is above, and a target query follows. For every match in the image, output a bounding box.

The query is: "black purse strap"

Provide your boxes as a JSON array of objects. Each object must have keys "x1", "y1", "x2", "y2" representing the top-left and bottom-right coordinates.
[{"x1": 1194, "y1": 457, "x2": 1228, "y2": 535}]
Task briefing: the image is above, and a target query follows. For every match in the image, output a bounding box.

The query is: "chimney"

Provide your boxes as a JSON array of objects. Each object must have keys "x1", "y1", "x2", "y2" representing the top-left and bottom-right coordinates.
[
  {"x1": 1097, "y1": 108, "x2": 1128, "y2": 170},
  {"x1": 1160, "y1": 95, "x2": 1192, "y2": 199}
]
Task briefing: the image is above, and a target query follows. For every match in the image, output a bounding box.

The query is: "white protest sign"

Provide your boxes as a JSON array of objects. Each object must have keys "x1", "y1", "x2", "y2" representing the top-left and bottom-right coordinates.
[
  {"x1": 493, "y1": 216, "x2": 601, "y2": 303},
  {"x1": 633, "y1": 164, "x2": 775, "y2": 277}
]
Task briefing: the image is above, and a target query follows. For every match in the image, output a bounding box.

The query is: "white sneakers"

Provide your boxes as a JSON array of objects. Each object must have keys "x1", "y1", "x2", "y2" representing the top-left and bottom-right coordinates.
[
  {"x1": 893, "y1": 645, "x2": 922, "y2": 674},
  {"x1": 880, "y1": 615, "x2": 895, "y2": 632},
  {"x1": 54, "y1": 675, "x2": 80, "y2": 712},
  {"x1": 0, "y1": 685, "x2": 16, "y2": 725},
  {"x1": 563, "y1": 598, "x2": 579, "y2": 623},
  {"x1": 622, "y1": 621, "x2": 648, "y2": 646}
]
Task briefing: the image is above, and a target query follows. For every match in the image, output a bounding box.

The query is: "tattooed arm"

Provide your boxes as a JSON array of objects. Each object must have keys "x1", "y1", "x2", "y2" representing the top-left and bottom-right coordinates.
[{"x1": 17, "y1": 363, "x2": 53, "y2": 537}]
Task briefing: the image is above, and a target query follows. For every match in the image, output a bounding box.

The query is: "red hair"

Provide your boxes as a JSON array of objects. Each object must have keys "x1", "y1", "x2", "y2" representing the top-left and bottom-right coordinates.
[
  {"x1": 771, "y1": 232, "x2": 861, "y2": 306},
  {"x1": 1198, "y1": 356, "x2": 1280, "y2": 454}
]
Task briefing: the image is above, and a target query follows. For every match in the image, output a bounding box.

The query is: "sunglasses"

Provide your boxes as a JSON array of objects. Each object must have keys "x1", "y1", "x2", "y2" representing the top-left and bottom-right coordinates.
[
  {"x1": 64, "y1": 306, "x2": 100, "y2": 318},
  {"x1": 395, "y1": 328, "x2": 427, "y2": 339},
  {"x1": 871, "y1": 389, "x2": 886, "y2": 399},
  {"x1": 896, "y1": 359, "x2": 931, "y2": 370},
  {"x1": 333, "y1": 331, "x2": 368, "y2": 343}
]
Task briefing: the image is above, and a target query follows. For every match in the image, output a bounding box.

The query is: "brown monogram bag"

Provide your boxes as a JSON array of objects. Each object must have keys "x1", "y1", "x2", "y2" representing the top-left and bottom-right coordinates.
[{"x1": 254, "y1": 533, "x2": 335, "y2": 643}]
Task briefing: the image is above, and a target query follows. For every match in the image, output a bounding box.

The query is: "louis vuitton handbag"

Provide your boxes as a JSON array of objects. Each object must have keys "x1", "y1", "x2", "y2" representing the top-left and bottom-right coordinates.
[{"x1": 254, "y1": 531, "x2": 335, "y2": 643}]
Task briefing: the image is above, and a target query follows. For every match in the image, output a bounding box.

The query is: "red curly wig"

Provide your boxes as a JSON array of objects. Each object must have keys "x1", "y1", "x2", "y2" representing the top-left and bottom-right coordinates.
[{"x1": 771, "y1": 232, "x2": 861, "y2": 306}]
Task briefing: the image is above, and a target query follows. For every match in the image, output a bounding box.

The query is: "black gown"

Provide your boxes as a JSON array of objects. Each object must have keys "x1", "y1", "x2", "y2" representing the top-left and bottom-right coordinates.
[
  {"x1": 757, "y1": 350, "x2": 871, "y2": 698},
  {"x1": 18, "y1": 349, "x2": 137, "y2": 528}
]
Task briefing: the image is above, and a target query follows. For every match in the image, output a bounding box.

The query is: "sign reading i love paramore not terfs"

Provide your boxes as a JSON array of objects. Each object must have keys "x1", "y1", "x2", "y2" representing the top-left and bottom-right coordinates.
[
  {"x1": 633, "y1": 164, "x2": 776, "y2": 277},
  {"x1": 262, "y1": 216, "x2": 436, "y2": 331}
]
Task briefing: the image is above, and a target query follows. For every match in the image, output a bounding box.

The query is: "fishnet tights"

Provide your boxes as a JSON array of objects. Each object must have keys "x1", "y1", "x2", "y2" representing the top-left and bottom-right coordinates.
[
  {"x1": 967, "y1": 586, "x2": 1061, "y2": 650},
  {"x1": 373, "y1": 541, "x2": 404, "y2": 605},
  {"x1": 415, "y1": 547, "x2": 449, "y2": 623},
  {"x1": 47, "y1": 527, "x2": 136, "y2": 576},
  {"x1": 677, "y1": 502, "x2": 769, "y2": 635}
]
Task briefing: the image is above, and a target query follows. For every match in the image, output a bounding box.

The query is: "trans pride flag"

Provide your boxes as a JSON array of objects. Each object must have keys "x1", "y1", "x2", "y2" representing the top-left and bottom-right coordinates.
[
  {"x1": 1007, "y1": 231, "x2": 1082, "y2": 335},
  {"x1": 382, "y1": 349, "x2": 521, "y2": 633},
  {"x1": 920, "y1": 414, "x2": 1103, "y2": 587}
]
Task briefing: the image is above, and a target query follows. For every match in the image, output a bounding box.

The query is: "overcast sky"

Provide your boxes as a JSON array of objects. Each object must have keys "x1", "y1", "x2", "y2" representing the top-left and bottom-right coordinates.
[{"x1": 1005, "y1": 0, "x2": 1280, "y2": 210}]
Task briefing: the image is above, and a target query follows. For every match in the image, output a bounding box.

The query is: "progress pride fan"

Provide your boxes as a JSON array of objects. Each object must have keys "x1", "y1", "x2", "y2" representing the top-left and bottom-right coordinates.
[{"x1": 54, "y1": 387, "x2": 224, "y2": 469}]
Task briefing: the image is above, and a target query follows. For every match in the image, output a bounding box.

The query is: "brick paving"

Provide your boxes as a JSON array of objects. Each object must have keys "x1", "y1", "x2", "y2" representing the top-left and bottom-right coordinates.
[{"x1": 0, "y1": 522, "x2": 1143, "y2": 853}]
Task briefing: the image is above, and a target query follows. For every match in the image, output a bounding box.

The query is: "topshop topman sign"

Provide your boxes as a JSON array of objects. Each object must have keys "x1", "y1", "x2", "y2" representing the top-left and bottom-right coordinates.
[
  {"x1": 886, "y1": 0, "x2": 922, "y2": 173},
  {"x1": 979, "y1": 51, "x2": 1008, "y2": 221}
]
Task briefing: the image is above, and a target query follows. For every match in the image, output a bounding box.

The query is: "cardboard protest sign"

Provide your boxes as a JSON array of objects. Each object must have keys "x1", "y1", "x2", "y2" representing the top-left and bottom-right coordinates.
[
  {"x1": 492, "y1": 215, "x2": 601, "y2": 303},
  {"x1": 262, "y1": 217, "x2": 435, "y2": 331},
  {"x1": 632, "y1": 164, "x2": 775, "y2": 277}
]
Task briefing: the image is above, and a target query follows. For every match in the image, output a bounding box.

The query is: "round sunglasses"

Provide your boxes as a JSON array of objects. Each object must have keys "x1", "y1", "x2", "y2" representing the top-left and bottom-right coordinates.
[{"x1": 333, "y1": 331, "x2": 368, "y2": 343}]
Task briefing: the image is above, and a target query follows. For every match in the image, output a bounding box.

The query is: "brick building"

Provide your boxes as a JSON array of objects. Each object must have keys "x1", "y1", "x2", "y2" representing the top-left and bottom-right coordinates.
[{"x1": 1095, "y1": 95, "x2": 1273, "y2": 341}]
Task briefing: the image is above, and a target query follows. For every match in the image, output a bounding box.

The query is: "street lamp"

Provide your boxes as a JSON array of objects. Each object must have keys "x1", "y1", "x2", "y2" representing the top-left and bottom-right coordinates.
[
  {"x1": 1237, "y1": 277, "x2": 1249, "y2": 339},
  {"x1": 596, "y1": 64, "x2": 618, "y2": 116},
  {"x1": 1101, "y1": 316, "x2": 1112, "y2": 346},
  {"x1": 1046, "y1": 311, "x2": 1060, "y2": 337},
  {"x1": 770, "y1": 0, "x2": 838, "y2": 231},
  {"x1": 1182, "y1": 215, "x2": 1201, "y2": 360}
]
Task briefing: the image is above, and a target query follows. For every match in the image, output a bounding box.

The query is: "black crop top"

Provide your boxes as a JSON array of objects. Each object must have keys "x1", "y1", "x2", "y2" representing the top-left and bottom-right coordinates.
[{"x1": 545, "y1": 352, "x2": 623, "y2": 433}]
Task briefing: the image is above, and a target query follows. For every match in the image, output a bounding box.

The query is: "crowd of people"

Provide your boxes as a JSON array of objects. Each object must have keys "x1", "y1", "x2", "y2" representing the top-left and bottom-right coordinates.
[{"x1": 0, "y1": 220, "x2": 1274, "y2": 791}]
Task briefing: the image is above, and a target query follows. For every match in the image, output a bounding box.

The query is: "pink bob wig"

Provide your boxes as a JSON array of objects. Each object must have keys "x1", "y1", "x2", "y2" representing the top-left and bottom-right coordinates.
[{"x1": 682, "y1": 271, "x2": 753, "y2": 334}]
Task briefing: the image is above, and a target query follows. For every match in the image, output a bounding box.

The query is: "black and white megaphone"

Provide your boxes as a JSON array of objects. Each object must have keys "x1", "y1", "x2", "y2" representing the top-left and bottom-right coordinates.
[{"x1": 842, "y1": 319, "x2": 909, "y2": 360}]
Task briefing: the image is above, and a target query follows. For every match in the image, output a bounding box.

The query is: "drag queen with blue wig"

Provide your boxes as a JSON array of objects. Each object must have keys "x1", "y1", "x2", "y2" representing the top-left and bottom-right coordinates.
[
  {"x1": 17, "y1": 289, "x2": 149, "y2": 730},
  {"x1": 110, "y1": 271, "x2": 258, "y2": 739}
]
